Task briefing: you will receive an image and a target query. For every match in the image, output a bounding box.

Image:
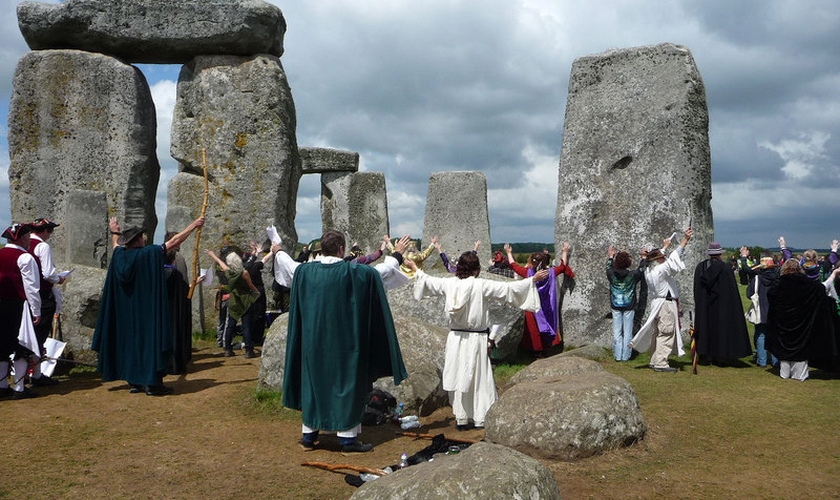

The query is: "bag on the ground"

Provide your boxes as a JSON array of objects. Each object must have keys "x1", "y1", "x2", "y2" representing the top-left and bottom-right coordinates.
[{"x1": 361, "y1": 388, "x2": 397, "y2": 426}]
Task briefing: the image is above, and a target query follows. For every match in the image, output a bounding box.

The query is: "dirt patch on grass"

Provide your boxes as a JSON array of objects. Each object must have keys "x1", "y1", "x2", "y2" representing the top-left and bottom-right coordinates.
[{"x1": 1, "y1": 341, "x2": 837, "y2": 499}]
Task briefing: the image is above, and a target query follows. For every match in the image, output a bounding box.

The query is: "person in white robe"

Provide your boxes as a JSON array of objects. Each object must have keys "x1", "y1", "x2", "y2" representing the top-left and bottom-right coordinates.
[
  {"x1": 406, "y1": 252, "x2": 549, "y2": 429},
  {"x1": 630, "y1": 228, "x2": 693, "y2": 372}
]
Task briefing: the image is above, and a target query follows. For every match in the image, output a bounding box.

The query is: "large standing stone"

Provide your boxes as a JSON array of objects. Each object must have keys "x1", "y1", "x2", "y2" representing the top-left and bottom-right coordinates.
[
  {"x1": 321, "y1": 171, "x2": 390, "y2": 255},
  {"x1": 422, "y1": 171, "x2": 492, "y2": 270},
  {"x1": 8, "y1": 49, "x2": 160, "y2": 265},
  {"x1": 350, "y1": 441, "x2": 562, "y2": 500},
  {"x1": 169, "y1": 53, "x2": 301, "y2": 329},
  {"x1": 555, "y1": 43, "x2": 713, "y2": 347},
  {"x1": 16, "y1": 0, "x2": 286, "y2": 64}
]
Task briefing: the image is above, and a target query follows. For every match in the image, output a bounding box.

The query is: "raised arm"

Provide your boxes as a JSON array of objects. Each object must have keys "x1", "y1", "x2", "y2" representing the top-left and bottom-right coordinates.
[
  {"x1": 165, "y1": 216, "x2": 206, "y2": 250},
  {"x1": 204, "y1": 249, "x2": 228, "y2": 272}
]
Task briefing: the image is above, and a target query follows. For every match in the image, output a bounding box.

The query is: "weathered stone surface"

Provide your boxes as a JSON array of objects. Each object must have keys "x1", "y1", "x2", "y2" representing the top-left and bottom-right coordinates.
[
  {"x1": 169, "y1": 53, "x2": 301, "y2": 330},
  {"x1": 507, "y1": 353, "x2": 605, "y2": 388},
  {"x1": 386, "y1": 270, "x2": 527, "y2": 361},
  {"x1": 17, "y1": 0, "x2": 286, "y2": 64},
  {"x1": 321, "y1": 171, "x2": 390, "y2": 255},
  {"x1": 257, "y1": 311, "x2": 450, "y2": 416},
  {"x1": 557, "y1": 343, "x2": 612, "y2": 362},
  {"x1": 257, "y1": 313, "x2": 289, "y2": 392},
  {"x1": 486, "y1": 371, "x2": 646, "y2": 460},
  {"x1": 422, "y1": 171, "x2": 492, "y2": 270},
  {"x1": 350, "y1": 441, "x2": 562, "y2": 500},
  {"x1": 299, "y1": 147, "x2": 359, "y2": 174},
  {"x1": 555, "y1": 43, "x2": 712, "y2": 348},
  {"x1": 64, "y1": 190, "x2": 109, "y2": 269},
  {"x1": 55, "y1": 265, "x2": 107, "y2": 365},
  {"x1": 8, "y1": 49, "x2": 160, "y2": 265}
]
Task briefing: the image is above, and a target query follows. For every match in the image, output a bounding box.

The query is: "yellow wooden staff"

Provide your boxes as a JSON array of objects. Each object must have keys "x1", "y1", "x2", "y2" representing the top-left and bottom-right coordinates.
[{"x1": 187, "y1": 148, "x2": 210, "y2": 300}]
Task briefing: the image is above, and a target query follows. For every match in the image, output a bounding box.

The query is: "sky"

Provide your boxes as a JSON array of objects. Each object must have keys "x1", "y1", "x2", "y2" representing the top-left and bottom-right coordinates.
[{"x1": 1, "y1": 0, "x2": 838, "y2": 249}]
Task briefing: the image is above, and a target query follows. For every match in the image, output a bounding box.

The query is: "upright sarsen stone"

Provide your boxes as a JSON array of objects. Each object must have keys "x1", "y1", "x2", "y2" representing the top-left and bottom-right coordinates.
[
  {"x1": 8, "y1": 49, "x2": 160, "y2": 264},
  {"x1": 423, "y1": 171, "x2": 492, "y2": 270},
  {"x1": 17, "y1": 0, "x2": 286, "y2": 64},
  {"x1": 321, "y1": 171, "x2": 389, "y2": 255},
  {"x1": 169, "y1": 54, "x2": 300, "y2": 329},
  {"x1": 555, "y1": 43, "x2": 713, "y2": 347}
]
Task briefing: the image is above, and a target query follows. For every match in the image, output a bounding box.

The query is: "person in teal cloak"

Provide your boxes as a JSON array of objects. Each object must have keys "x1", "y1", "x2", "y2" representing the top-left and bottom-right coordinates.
[
  {"x1": 92, "y1": 216, "x2": 205, "y2": 396},
  {"x1": 283, "y1": 230, "x2": 408, "y2": 454}
]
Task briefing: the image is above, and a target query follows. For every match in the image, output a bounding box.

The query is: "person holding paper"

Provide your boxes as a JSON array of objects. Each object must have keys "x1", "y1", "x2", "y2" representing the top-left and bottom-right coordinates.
[
  {"x1": 27, "y1": 218, "x2": 66, "y2": 386},
  {"x1": 407, "y1": 252, "x2": 549, "y2": 430}
]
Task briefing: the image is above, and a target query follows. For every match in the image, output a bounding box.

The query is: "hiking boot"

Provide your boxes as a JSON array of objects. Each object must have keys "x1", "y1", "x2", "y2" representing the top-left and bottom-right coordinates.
[
  {"x1": 245, "y1": 349, "x2": 260, "y2": 359},
  {"x1": 129, "y1": 384, "x2": 143, "y2": 394},
  {"x1": 456, "y1": 422, "x2": 475, "y2": 431},
  {"x1": 341, "y1": 442, "x2": 374, "y2": 455},
  {"x1": 224, "y1": 348, "x2": 235, "y2": 357},
  {"x1": 31, "y1": 375, "x2": 59, "y2": 387}
]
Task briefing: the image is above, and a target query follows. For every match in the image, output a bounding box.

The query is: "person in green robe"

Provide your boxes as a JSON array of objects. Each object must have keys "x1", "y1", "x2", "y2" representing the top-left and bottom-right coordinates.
[
  {"x1": 283, "y1": 230, "x2": 408, "y2": 454},
  {"x1": 92, "y1": 216, "x2": 204, "y2": 396}
]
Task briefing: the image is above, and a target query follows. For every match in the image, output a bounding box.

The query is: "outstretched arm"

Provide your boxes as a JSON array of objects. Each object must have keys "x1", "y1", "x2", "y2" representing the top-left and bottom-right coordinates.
[
  {"x1": 204, "y1": 249, "x2": 229, "y2": 272},
  {"x1": 165, "y1": 217, "x2": 206, "y2": 250}
]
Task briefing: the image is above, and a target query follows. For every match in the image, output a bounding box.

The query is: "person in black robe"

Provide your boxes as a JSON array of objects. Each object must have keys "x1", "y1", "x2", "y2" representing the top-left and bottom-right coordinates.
[
  {"x1": 767, "y1": 259, "x2": 840, "y2": 380},
  {"x1": 693, "y1": 242, "x2": 752, "y2": 364},
  {"x1": 165, "y1": 249, "x2": 192, "y2": 375}
]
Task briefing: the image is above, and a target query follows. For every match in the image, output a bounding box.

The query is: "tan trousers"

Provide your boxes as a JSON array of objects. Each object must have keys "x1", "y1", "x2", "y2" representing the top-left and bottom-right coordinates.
[{"x1": 650, "y1": 303, "x2": 676, "y2": 368}]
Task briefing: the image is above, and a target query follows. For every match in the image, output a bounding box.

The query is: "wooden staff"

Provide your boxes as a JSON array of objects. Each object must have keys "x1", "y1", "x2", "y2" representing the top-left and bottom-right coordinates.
[
  {"x1": 396, "y1": 431, "x2": 478, "y2": 445},
  {"x1": 301, "y1": 461, "x2": 387, "y2": 476},
  {"x1": 187, "y1": 148, "x2": 210, "y2": 300}
]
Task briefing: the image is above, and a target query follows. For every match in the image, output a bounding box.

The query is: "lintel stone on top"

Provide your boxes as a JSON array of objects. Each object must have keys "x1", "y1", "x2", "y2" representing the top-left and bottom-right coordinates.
[
  {"x1": 299, "y1": 147, "x2": 360, "y2": 174},
  {"x1": 16, "y1": 0, "x2": 286, "y2": 64}
]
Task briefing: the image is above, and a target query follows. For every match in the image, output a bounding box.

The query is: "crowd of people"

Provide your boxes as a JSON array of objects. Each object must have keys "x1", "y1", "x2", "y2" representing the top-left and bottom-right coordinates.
[{"x1": 4, "y1": 213, "x2": 839, "y2": 458}]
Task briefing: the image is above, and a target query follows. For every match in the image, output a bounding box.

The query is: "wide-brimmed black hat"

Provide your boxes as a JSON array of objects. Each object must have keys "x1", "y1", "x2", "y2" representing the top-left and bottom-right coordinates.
[
  {"x1": 2, "y1": 223, "x2": 35, "y2": 240},
  {"x1": 117, "y1": 226, "x2": 144, "y2": 246}
]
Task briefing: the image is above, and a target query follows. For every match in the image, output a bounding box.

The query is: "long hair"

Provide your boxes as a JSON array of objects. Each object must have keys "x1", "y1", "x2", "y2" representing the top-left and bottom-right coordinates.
[
  {"x1": 613, "y1": 251, "x2": 632, "y2": 270},
  {"x1": 780, "y1": 259, "x2": 802, "y2": 276},
  {"x1": 456, "y1": 251, "x2": 481, "y2": 279}
]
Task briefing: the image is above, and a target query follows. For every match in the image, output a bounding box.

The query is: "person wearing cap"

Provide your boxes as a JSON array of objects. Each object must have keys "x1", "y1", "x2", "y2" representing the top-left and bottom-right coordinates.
[
  {"x1": 92, "y1": 215, "x2": 204, "y2": 396},
  {"x1": 630, "y1": 228, "x2": 693, "y2": 373},
  {"x1": 27, "y1": 218, "x2": 66, "y2": 386},
  {"x1": 693, "y1": 242, "x2": 752, "y2": 365},
  {"x1": 283, "y1": 230, "x2": 409, "y2": 454},
  {"x1": 0, "y1": 223, "x2": 42, "y2": 400}
]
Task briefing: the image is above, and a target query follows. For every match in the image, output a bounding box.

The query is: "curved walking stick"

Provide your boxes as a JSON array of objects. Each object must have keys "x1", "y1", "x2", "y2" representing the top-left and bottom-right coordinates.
[{"x1": 187, "y1": 148, "x2": 210, "y2": 300}]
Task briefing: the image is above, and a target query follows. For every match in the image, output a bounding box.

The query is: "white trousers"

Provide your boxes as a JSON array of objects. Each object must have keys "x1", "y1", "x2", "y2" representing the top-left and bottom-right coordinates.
[{"x1": 779, "y1": 361, "x2": 808, "y2": 381}]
